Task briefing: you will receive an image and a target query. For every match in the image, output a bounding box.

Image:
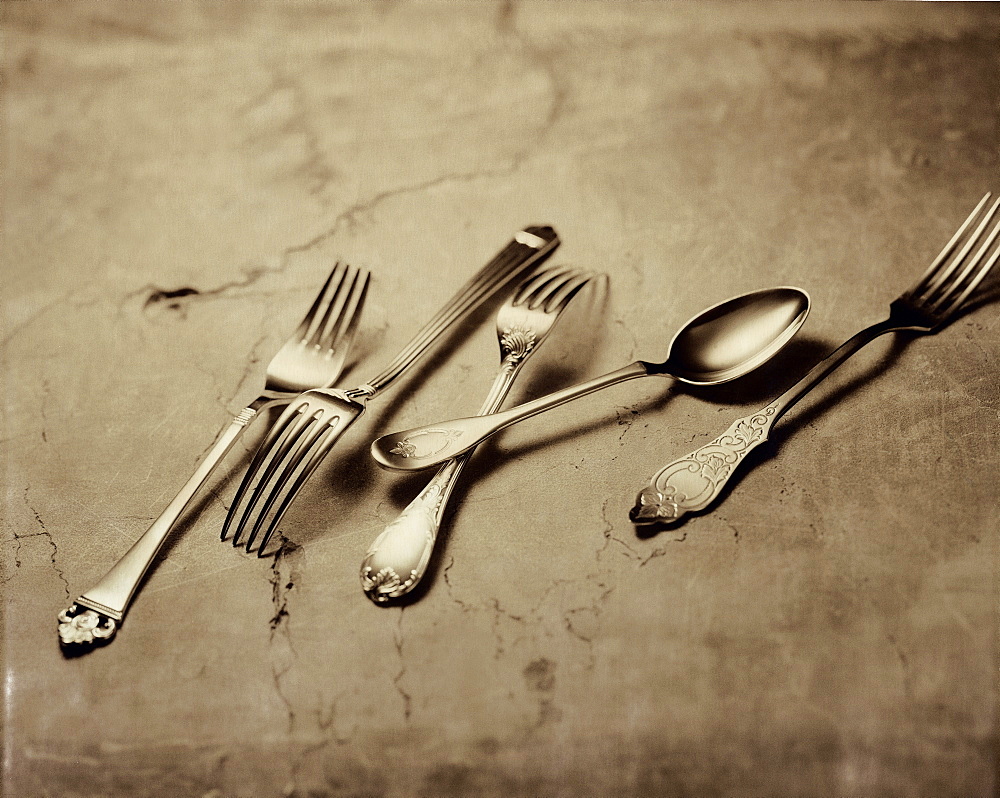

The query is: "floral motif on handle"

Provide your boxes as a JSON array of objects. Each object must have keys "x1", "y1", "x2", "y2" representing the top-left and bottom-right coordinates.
[
  {"x1": 389, "y1": 427, "x2": 464, "y2": 460},
  {"x1": 499, "y1": 326, "x2": 536, "y2": 373},
  {"x1": 360, "y1": 486, "x2": 441, "y2": 602},
  {"x1": 630, "y1": 404, "x2": 778, "y2": 524},
  {"x1": 58, "y1": 604, "x2": 117, "y2": 646}
]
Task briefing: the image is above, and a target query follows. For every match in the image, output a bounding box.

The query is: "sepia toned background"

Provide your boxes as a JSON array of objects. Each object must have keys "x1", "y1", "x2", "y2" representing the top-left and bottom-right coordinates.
[{"x1": 2, "y1": 2, "x2": 998, "y2": 796}]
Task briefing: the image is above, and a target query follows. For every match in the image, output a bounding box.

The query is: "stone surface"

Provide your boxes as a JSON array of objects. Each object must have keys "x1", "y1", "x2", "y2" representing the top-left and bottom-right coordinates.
[{"x1": 2, "y1": 2, "x2": 998, "y2": 796}]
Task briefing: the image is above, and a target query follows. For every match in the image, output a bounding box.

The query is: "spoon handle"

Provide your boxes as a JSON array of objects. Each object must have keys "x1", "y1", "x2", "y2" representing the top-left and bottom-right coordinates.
[
  {"x1": 371, "y1": 361, "x2": 653, "y2": 471},
  {"x1": 630, "y1": 317, "x2": 900, "y2": 525}
]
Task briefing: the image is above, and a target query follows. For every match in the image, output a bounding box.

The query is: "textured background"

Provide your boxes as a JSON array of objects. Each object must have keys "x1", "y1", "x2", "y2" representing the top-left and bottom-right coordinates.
[{"x1": 2, "y1": 2, "x2": 998, "y2": 796}]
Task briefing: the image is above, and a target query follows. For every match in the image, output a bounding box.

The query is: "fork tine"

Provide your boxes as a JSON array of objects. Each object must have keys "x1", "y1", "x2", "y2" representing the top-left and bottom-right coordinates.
[
  {"x1": 513, "y1": 266, "x2": 574, "y2": 308},
  {"x1": 221, "y1": 401, "x2": 314, "y2": 545},
  {"x1": 252, "y1": 427, "x2": 344, "y2": 557},
  {"x1": 307, "y1": 264, "x2": 358, "y2": 348},
  {"x1": 221, "y1": 402, "x2": 303, "y2": 543},
  {"x1": 230, "y1": 408, "x2": 321, "y2": 548},
  {"x1": 908, "y1": 193, "x2": 992, "y2": 300},
  {"x1": 935, "y1": 213, "x2": 1000, "y2": 318},
  {"x1": 321, "y1": 269, "x2": 370, "y2": 354},
  {"x1": 295, "y1": 263, "x2": 346, "y2": 340},
  {"x1": 241, "y1": 411, "x2": 339, "y2": 553},
  {"x1": 921, "y1": 195, "x2": 1000, "y2": 306},
  {"x1": 541, "y1": 269, "x2": 593, "y2": 313}
]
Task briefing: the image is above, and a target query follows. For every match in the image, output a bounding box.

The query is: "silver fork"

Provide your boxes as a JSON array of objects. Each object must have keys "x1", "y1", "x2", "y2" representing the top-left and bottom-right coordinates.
[
  {"x1": 631, "y1": 192, "x2": 1000, "y2": 526},
  {"x1": 58, "y1": 263, "x2": 370, "y2": 647},
  {"x1": 223, "y1": 226, "x2": 560, "y2": 555},
  {"x1": 360, "y1": 265, "x2": 596, "y2": 603}
]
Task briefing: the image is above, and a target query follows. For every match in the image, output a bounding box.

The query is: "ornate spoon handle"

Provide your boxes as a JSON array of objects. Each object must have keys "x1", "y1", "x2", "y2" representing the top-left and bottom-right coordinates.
[
  {"x1": 630, "y1": 317, "x2": 900, "y2": 525},
  {"x1": 360, "y1": 353, "x2": 527, "y2": 602},
  {"x1": 630, "y1": 402, "x2": 779, "y2": 523}
]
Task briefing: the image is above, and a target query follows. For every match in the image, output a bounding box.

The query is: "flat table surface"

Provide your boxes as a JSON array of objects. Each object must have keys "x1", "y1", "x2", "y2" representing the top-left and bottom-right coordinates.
[{"x1": 3, "y1": 3, "x2": 998, "y2": 796}]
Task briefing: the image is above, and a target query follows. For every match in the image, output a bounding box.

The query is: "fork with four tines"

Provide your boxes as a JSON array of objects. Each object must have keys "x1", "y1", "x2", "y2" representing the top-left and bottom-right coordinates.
[
  {"x1": 59, "y1": 263, "x2": 370, "y2": 647},
  {"x1": 631, "y1": 192, "x2": 1000, "y2": 525},
  {"x1": 360, "y1": 265, "x2": 598, "y2": 603}
]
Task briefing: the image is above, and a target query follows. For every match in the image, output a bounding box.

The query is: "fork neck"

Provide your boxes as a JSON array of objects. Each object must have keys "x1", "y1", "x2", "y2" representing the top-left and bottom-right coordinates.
[{"x1": 769, "y1": 315, "x2": 917, "y2": 423}]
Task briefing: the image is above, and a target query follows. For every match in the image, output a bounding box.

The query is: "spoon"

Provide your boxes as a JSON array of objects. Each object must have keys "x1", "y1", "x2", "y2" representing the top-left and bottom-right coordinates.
[{"x1": 371, "y1": 286, "x2": 810, "y2": 472}]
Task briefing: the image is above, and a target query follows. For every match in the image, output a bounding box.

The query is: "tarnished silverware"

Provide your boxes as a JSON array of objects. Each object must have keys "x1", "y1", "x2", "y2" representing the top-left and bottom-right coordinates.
[
  {"x1": 371, "y1": 286, "x2": 811, "y2": 471},
  {"x1": 631, "y1": 193, "x2": 1000, "y2": 526},
  {"x1": 59, "y1": 263, "x2": 370, "y2": 647},
  {"x1": 223, "y1": 226, "x2": 560, "y2": 555},
  {"x1": 360, "y1": 265, "x2": 596, "y2": 603}
]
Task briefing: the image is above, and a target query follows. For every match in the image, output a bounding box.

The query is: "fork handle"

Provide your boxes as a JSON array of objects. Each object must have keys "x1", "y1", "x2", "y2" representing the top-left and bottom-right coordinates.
[
  {"x1": 630, "y1": 317, "x2": 902, "y2": 525},
  {"x1": 59, "y1": 400, "x2": 276, "y2": 645},
  {"x1": 352, "y1": 227, "x2": 558, "y2": 397},
  {"x1": 360, "y1": 355, "x2": 525, "y2": 602}
]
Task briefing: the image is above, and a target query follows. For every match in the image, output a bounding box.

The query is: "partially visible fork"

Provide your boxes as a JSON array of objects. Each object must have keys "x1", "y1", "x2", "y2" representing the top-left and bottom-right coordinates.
[
  {"x1": 360, "y1": 265, "x2": 597, "y2": 603},
  {"x1": 631, "y1": 192, "x2": 1000, "y2": 526},
  {"x1": 59, "y1": 263, "x2": 370, "y2": 647},
  {"x1": 223, "y1": 226, "x2": 559, "y2": 555}
]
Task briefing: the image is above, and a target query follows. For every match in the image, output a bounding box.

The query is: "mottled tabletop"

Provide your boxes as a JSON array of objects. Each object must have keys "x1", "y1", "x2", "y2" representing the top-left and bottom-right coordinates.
[{"x1": 2, "y1": 3, "x2": 998, "y2": 796}]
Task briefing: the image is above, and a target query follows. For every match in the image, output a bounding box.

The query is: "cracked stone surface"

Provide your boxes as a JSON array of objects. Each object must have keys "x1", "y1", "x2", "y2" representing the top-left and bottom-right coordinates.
[{"x1": 2, "y1": 2, "x2": 999, "y2": 796}]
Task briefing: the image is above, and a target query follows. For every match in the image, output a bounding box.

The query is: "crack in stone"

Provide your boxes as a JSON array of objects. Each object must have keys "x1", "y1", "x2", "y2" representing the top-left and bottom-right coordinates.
[
  {"x1": 598, "y1": 497, "x2": 641, "y2": 562},
  {"x1": 40, "y1": 379, "x2": 50, "y2": 443},
  {"x1": 267, "y1": 536, "x2": 301, "y2": 735},
  {"x1": 20, "y1": 487, "x2": 70, "y2": 599},
  {"x1": 277, "y1": 9, "x2": 568, "y2": 264},
  {"x1": 614, "y1": 405, "x2": 643, "y2": 442},
  {"x1": 0, "y1": 290, "x2": 76, "y2": 351},
  {"x1": 131, "y1": 263, "x2": 287, "y2": 319},
  {"x1": 614, "y1": 317, "x2": 640, "y2": 361},
  {"x1": 238, "y1": 66, "x2": 338, "y2": 200},
  {"x1": 392, "y1": 608, "x2": 412, "y2": 722},
  {"x1": 639, "y1": 535, "x2": 687, "y2": 567}
]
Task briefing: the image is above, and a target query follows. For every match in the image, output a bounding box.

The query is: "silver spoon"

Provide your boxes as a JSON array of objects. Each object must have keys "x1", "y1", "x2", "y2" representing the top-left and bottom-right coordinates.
[{"x1": 371, "y1": 286, "x2": 811, "y2": 471}]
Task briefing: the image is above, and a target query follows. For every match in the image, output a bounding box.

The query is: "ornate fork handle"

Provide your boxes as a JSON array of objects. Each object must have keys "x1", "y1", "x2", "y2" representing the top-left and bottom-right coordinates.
[
  {"x1": 360, "y1": 339, "x2": 534, "y2": 601},
  {"x1": 631, "y1": 316, "x2": 903, "y2": 525},
  {"x1": 59, "y1": 398, "x2": 281, "y2": 644}
]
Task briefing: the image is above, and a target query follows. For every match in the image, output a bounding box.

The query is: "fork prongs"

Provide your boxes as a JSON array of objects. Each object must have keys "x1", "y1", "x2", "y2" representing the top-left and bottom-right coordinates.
[
  {"x1": 244, "y1": 420, "x2": 344, "y2": 556},
  {"x1": 221, "y1": 400, "x2": 311, "y2": 545},
  {"x1": 909, "y1": 193, "x2": 1000, "y2": 317},
  {"x1": 514, "y1": 266, "x2": 591, "y2": 311},
  {"x1": 237, "y1": 404, "x2": 341, "y2": 555},
  {"x1": 303, "y1": 263, "x2": 371, "y2": 356}
]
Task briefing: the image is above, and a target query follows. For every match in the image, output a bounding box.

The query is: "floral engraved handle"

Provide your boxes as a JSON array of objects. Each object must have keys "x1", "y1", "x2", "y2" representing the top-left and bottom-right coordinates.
[
  {"x1": 385, "y1": 328, "x2": 534, "y2": 463},
  {"x1": 362, "y1": 437, "x2": 471, "y2": 602},
  {"x1": 389, "y1": 428, "x2": 465, "y2": 461},
  {"x1": 630, "y1": 403, "x2": 779, "y2": 525}
]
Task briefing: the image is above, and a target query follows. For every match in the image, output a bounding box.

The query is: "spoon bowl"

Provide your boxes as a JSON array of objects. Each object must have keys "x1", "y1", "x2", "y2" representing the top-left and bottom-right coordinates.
[
  {"x1": 372, "y1": 286, "x2": 811, "y2": 471},
  {"x1": 663, "y1": 286, "x2": 810, "y2": 384}
]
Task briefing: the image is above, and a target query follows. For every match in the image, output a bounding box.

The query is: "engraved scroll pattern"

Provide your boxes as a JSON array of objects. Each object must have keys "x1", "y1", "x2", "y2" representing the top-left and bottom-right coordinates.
[
  {"x1": 387, "y1": 326, "x2": 537, "y2": 462},
  {"x1": 632, "y1": 404, "x2": 778, "y2": 524}
]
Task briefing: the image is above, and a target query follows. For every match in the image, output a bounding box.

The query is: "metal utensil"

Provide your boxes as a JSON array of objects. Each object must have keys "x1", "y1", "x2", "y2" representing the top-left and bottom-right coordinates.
[
  {"x1": 59, "y1": 263, "x2": 370, "y2": 647},
  {"x1": 371, "y1": 286, "x2": 811, "y2": 471},
  {"x1": 630, "y1": 193, "x2": 1000, "y2": 526},
  {"x1": 223, "y1": 226, "x2": 560, "y2": 555},
  {"x1": 360, "y1": 265, "x2": 596, "y2": 603}
]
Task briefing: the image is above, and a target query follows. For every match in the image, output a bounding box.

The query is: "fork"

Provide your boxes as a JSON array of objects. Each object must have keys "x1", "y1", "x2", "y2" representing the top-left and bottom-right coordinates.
[
  {"x1": 58, "y1": 263, "x2": 370, "y2": 647},
  {"x1": 630, "y1": 193, "x2": 1000, "y2": 526},
  {"x1": 223, "y1": 226, "x2": 560, "y2": 555},
  {"x1": 359, "y1": 265, "x2": 596, "y2": 603}
]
